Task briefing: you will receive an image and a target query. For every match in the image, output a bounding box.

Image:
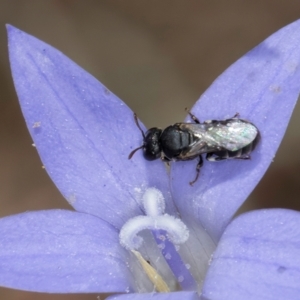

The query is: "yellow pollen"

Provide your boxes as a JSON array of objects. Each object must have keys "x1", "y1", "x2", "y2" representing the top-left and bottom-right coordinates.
[{"x1": 132, "y1": 250, "x2": 170, "y2": 293}]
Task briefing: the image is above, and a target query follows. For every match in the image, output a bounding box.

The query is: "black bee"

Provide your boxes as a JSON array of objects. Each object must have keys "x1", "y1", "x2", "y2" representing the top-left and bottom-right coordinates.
[{"x1": 129, "y1": 111, "x2": 260, "y2": 185}]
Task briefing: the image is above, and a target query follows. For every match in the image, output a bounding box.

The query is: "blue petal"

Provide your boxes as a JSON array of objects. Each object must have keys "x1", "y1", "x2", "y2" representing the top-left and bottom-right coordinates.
[
  {"x1": 7, "y1": 25, "x2": 175, "y2": 229},
  {"x1": 106, "y1": 291, "x2": 199, "y2": 300},
  {"x1": 0, "y1": 210, "x2": 132, "y2": 293},
  {"x1": 202, "y1": 209, "x2": 300, "y2": 300},
  {"x1": 171, "y1": 20, "x2": 300, "y2": 241}
]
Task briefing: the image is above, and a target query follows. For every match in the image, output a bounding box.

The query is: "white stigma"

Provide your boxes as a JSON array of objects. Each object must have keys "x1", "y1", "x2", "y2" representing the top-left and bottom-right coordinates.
[
  {"x1": 119, "y1": 188, "x2": 189, "y2": 250},
  {"x1": 143, "y1": 188, "x2": 165, "y2": 217}
]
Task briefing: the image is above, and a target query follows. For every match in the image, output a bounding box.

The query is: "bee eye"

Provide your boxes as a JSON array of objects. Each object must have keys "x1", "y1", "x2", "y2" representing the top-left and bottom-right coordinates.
[{"x1": 143, "y1": 149, "x2": 160, "y2": 160}]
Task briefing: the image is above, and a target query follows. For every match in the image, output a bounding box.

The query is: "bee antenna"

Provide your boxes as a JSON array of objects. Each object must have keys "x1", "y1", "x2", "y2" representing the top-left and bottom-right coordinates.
[
  {"x1": 128, "y1": 145, "x2": 144, "y2": 159},
  {"x1": 129, "y1": 113, "x2": 146, "y2": 159},
  {"x1": 133, "y1": 113, "x2": 146, "y2": 139}
]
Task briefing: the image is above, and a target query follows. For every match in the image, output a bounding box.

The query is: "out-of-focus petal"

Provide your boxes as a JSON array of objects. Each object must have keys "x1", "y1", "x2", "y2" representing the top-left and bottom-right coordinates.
[
  {"x1": 106, "y1": 291, "x2": 199, "y2": 300},
  {"x1": 202, "y1": 209, "x2": 300, "y2": 300},
  {"x1": 0, "y1": 210, "x2": 132, "y2": 293},
  {"x1": 7, "y1": 25, "x2": 174, "y2": 229},
  {"x1": 171, "y1": 19, "x2": 300, "y2": 241}
]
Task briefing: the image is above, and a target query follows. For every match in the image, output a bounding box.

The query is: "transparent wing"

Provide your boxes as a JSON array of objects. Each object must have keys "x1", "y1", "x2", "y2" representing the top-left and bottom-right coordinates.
[
  {"x1": 182, "y1": 120, "x2": 258, "y2": 152},
  {"x1": 203, "y1": 120, "x2": 258, "y2": 151}
]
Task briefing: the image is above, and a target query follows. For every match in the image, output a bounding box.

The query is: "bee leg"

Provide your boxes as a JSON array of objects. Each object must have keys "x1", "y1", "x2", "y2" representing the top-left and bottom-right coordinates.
[
  {"x1": 204, "y1": 119, "x2": 219, "y2": 125},
  {"x1": 161, "y1": 155, "x2": 170, "y2": 161},
  {"x1": 189, "y1": 155, "x2": 203, "y2": 186},
  {"x1": 161, "y1": 155, "x2": 171, "y2": 166},
  {"x1": 207, "y1": 152, "x2": 251, "y2": 162},
  {"x1": 186, "y1": 109, "x2": 200, "y2": 124},
  {"x1": 206, "y1": 153, "x2": 227, "y2": 162},
  {"x1": 232, "y1": 112, "x2": 240, "y2": 119},
  {"x1": 234, "y1": 155, "x2": 251, "y2": 160}
]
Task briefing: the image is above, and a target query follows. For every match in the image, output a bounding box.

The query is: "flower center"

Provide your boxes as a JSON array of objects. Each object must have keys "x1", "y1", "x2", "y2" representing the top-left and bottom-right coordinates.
[{"x1": 119, "y1": 188, "x2": 199, "y2": 292}]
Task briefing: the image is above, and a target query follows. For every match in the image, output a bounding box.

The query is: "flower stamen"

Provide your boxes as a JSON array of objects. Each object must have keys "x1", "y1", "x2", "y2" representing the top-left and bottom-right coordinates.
[{"x1": 131, "y1": 250, "x2": 170, "y2": 293}]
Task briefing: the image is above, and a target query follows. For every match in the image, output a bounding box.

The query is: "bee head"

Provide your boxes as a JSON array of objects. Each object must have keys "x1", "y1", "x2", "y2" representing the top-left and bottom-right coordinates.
[
  {"x1": 143, "y1": 128, "x2": 162, "y2": 160},
  {"x1": 128, "y1": 113, "x2": 162, "y2": 161}
]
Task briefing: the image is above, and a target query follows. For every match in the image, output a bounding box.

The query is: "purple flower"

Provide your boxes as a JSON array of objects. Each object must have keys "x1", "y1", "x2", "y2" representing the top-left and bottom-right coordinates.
[{"x1": 2, "y1": 20, "x2": 300, "y2": 300}]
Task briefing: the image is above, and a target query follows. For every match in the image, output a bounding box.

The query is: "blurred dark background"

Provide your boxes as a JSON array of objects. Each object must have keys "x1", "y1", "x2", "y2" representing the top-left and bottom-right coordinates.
[{"x1": 0, "y1": 1, "x2": 300, "y2": 299}]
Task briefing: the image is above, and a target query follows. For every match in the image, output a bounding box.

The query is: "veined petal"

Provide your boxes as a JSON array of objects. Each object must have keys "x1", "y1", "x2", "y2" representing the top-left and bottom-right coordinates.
[
  {"x1": 7, "y1": 25, "x2": 174, "y2": 229},
  {"x1": 202, "y1": 209, "x2": 300, "y2": 300},
  {"x1": 106, "y1": 291, "x2": 199, "y2": 300},
  {"x1": 0, "y1": 210, "x2": 131, "y2": 293},
  {"x1": 171, "y1": 19, "x2": 300, "y2": 241}
]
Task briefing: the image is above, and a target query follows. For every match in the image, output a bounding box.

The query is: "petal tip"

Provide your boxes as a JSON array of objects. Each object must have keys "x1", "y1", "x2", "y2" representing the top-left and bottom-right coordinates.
[{"x1": 6, "y1": 24, "x2": 20, "y2": 38}]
